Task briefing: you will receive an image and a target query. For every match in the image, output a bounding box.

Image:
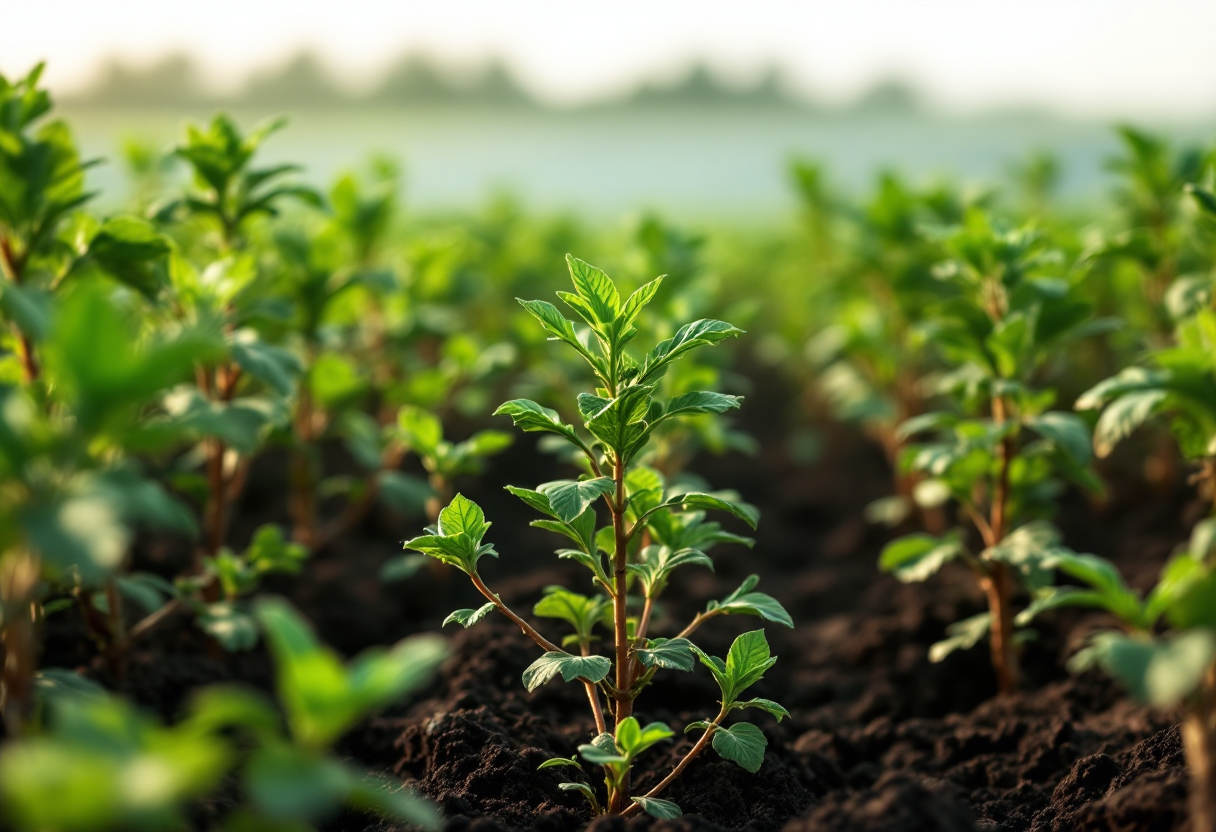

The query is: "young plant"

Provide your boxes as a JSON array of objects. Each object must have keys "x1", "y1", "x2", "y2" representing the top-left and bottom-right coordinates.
[
  {"x1": 1078, "y1": 182, "x2": 1216, "y2": 506},
  {"x1": 404, "y1": 255, "x2": 791, "y2": 818},
  {"x1": 880, "y1": 210, "x2": 1111, "y2": 694},
  {"x1": 155, "y1": 113, "x2": 318, "y2": 560},
  {"x1": 0, "y1": 282, "x2": 216, "y2": 731},
  {"x1": 0, "y1": 599, "x2": 446, "y2": 831},
  {"x1": 1042, "y1": 521, "x2": 1216, "y2": 832},
  {"x1": 801, "y1": 173, "x2": 967, "y2": 530}
]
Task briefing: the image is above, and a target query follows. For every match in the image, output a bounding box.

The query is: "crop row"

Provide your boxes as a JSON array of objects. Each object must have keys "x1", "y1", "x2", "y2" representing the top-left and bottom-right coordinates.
[{"x1": 2, "y1": 63, "x2": 1216, "y2": 830}]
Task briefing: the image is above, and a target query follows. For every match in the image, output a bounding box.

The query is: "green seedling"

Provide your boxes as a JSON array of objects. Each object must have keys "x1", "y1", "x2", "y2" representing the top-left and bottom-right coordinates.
[
  {"x1": 0, "y1": 281, "x2": 217, "y2": 732},
  {"x1": 880, "y1": 209, "x2": 1112, "y2": 694},
  {"x1": 1042, "y1": 520, "x2": 1216, "y2": 832},
  {"x1": 0, "y1": 599, "x2": 446, "y2": 831},
  {"x1": 801, "y1": 172, "x2": 969, "y2": 531},
  {"x1": 404, "y1": 255, "x2": 791, "y2": 818},
  {"x1": 1078, "y1": 182, "x2": 1216, "y2": 506},
  {"x1": 155, "y1": 113, "x2": 319, "y2": 560},
  {"x1": 380, "y1": 405, "x2": 511, "y2": 581},
  {"x1": 1090, "y1": 127, "x2": 1206, "y2": 340}
]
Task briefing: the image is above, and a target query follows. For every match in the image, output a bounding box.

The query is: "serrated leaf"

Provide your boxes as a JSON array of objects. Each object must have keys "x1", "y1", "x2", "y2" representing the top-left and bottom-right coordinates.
[
  {"x1": 437, "y1": 493, "x2": 489, "y2": 541},
  {"x1": 537, "y1": 478, "x2": 614, "y2": 523},
  {"x1": 657, "y1": 492, "x2": 759, "y2": 529},
  {"x1": 443, "y1": 602, "x2": 496, "y2": 629},
  {"x1": 494, "y1": 399, "x2": 582, "y2": 446},
  {"x1": 707, "y1": 575, "x2": 793, "y2": 628},
  {"x1": 1027, "y1": 411, "x2": 1092, "y2": 465},
  {"x1": 638, "y1": 319, "x2": 745, "y2": 384},
  {"x1": 711, "y1": 722, "x2": 767, "y2": 773},
  {"x1": 636, "y1": 638, "x2": 695, "y2": 672},
  {"x1": 522, "y1": 652, "x2": 611, "y2": 692},
  {"x1": 661, "y1": 391, "x2": 743, "y2": 420}
]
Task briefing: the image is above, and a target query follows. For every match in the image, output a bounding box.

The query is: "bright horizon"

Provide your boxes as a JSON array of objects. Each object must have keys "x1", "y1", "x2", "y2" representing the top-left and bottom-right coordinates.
[{"x1": 3, "y1": 0, "x2": 1216, "y2": 119}]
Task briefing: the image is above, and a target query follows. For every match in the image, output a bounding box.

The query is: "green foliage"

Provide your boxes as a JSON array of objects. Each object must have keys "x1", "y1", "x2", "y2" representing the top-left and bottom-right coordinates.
[
  {"x1": 877, "y1": 208, "x2": 1108, "y2": 686},
  {"x1": 0, "y1": 601, "x2": 443, "y2": 831},
  {"x1": 406, "y1": 256, "x2": 780, "y2": 817}
]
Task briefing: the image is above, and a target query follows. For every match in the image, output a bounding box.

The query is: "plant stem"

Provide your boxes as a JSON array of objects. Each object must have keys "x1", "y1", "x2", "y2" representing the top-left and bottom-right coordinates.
[
  {"x1": 1184, "y1": 672, "x2": 1216, "y2": 832},
  {"x1": 470, "y1": 570, "x2": 609, "y2": 736},
  {"x1": 618, "y1": 705, "x2": 728, "y2": 818},
  {"x1": 630, "y1": 596, "x2": 655, "y2": 683},
  {"x1": 675, "y1": 610, "x2": 717, "y2": 641},
  {"x1": 196, "y1": 366, "x2": 228, "y2": 562},
  {"x1": 469, "y1": 572, "x2": 560, "y2": 653},
  {"x1": 0, "y1": 551, "x2": 40, "y2": 737},
  {"x1": 610, "y1": 455, "x2": 632, "y2": 727},
  {"x1": 986, "y1": 394, "x2": 1020, "y2": 695},
  {"x1": 0, "y1": 235, "x2": 39, "y2": 384}
]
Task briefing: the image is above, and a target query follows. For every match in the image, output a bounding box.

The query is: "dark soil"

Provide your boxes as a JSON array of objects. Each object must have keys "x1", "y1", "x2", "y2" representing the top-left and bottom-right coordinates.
[{"x1": 38, "y1": 359, "x2": 1202, "y2": 832}]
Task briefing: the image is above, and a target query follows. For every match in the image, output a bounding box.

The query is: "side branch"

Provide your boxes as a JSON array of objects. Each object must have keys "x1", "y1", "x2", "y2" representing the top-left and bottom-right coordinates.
[
  {"x1": 470, "y1": 572, "x2": 562, "y2": 653},
  {"x1": 619, "y1": 705, "x2": 728, "y2": 817}
]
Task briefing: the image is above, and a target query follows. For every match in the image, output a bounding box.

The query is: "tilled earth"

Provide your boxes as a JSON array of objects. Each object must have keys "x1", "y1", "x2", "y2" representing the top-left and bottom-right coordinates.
[{"x1": 39, "y1": 368, "x2": 1205, "y2": 832}]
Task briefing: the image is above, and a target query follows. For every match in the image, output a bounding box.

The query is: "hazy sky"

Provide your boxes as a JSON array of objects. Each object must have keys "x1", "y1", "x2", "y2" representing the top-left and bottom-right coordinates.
[{"x1": 4, "y1": 0, "x2": 1216, "y2": 117}]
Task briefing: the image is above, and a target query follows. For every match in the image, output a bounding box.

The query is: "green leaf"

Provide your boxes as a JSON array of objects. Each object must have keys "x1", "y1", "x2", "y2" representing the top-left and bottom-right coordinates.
[
  {"x1": 521, "y1": 652, "x2": 611, "y2": 692},
  {"x1": 733, "y1": 698, "x2": 789, "y2": 722},
  {"x1": 1092, "y1": 390, "x2": 1168, "y2": 457},
  {"x1": 929, "y1": 612, "x2": 991, "y2": 662},
  {"x1": 895, "y1": 411, "x2": 959, "y2": 442},
  {"x1": 245, "y1": 745, "x2": 352, "y2": 821},
  {"x1": 558, "y1": 781, "x2": 600, "y2": 807},
  {"x1": 505, "y1": 485, "x2": 560, "y2": 519},
  {"x1": 443, "y1": 602, "x2": 496, "y2": 628},
  {"x1": 516, "y1": 298, "x2": 602, "y2": 368},
  {"x1": 537, "y1": 478, "x2": 614, "y2": 524},
  {"x1": 706, "y1": 575, "x2": 793, "y2": 628},
  {"x1": 1027, "y1": 411, "x2": 1092, "y2": 465},
  {"x1": 711, "y1": 722, "x2": 767, "y2": 773},
  {"x1": 346, "y1": 772, "x2": 440, "y2": 830},
  {"x1": 84, "y1": 216, "x2": 172, "y2": 298},
  {"x1": 1040, "y1": 550, "x2": 1146, "y2": 628},
  {"x1": 613, "y1": 717, "x2": 674, "y2": 758},
  {"x1": 562, "y1": 254, "x2": 620, "y2": 330},
  {"x1": 538, "y1": 757, "x2": 582, "y2": 771},
  {"x1": 494, "y1": 398, "x2": 583, "y2": 446},
  {"x1": 577, "y1": 733, "x2": 627, "y2": 765},
  {"x1": 1082, "y1": 630, "x2": 1216, "y2": 708},
  {"x1": 533, "y1": 587, "x2": 610, "y2": 641},
  {"x1": 228, "y1": 333, "x2": 301, "y2": 397},
  {"x1": 983, "y1": 521, "x2": 1069, "y2": 589},
  {"x1": 437, "y1": 493, "x2": 490, "y2": 542},
  {"x1": 636, "y1": 638, "x2": 695, "y2": 672},
  {"x1": 583, "y1": 385, "x2": 655, "y2": 459},
  {"x1": 631, "y1": 797, "x2": 682, "y2": 819},
  {"x1": 638, "y1": 319, "x2": 745, "y2": 384},
  {"x1": 724, "y1": 630, "x2": 777, "y2": 701},
  {"x1": 619, "y1": 276, "x2": 665, "y2": 331},
  {"x1": 656, "y1": 492, "x2": 759, "y2": 529},
  {"x1": 198, "y1": 602, "x2": 260, "y2": 652},
  {"x1": 254, "y1": 598, "x2": 445, "y2": 749},
  {"x1": 880, "y1": 532, "x2": 964, "y2": 583},
  {"x1": 397, "y1": 406, "x2": 443, "y2": 458},
  {"x1": 661, "y1": 391, "x2": 743, "y2": 421}
]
